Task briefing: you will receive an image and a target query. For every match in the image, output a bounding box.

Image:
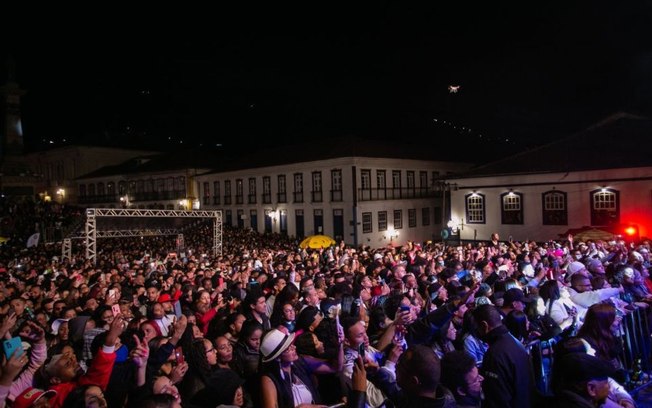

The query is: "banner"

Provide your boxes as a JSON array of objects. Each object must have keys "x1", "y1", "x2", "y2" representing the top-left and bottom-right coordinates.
[{"x1": 26, "y1": 233, "x2": 40, "y2": 248}]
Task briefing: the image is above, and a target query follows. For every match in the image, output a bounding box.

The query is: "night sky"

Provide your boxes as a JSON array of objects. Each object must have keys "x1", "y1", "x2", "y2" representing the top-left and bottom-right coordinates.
[{"x1": 2, "y1": 3, "x2": 651, "y2": 161}]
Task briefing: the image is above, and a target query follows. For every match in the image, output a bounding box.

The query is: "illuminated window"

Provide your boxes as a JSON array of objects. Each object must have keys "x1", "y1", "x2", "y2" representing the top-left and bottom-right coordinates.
[
  {"x1": 501, "y1": 191, "x2": 523, "y2": 224},
  {"x1": 591, "y1": 189, "x2": 619, "y2": 226},
  {"x1": 465, "y1": 193, "x2": 485, "y2": 224},
  {"x1": 542, "y1": 190, "x2": 567, "y2": 225}
]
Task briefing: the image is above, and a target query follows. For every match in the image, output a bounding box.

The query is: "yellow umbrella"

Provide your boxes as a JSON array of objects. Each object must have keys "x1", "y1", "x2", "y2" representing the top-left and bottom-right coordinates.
[
  {"x1": 299, "y1": 234, "x2": 336, "y2": 249},
  {"x1": 0, "y1": 237, "x2": 9, "y2": 244}
]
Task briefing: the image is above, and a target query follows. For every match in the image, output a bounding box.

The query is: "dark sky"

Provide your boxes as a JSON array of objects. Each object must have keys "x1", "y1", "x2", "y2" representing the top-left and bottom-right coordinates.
[{"x1": 2, "y1": 2, "x2": 652, "y2": 160}]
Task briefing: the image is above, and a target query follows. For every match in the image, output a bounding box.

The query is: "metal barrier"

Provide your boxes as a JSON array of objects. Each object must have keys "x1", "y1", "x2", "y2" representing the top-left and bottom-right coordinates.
[{"x1": 528, "y1": 305, "x2": 651, "y2": 396}]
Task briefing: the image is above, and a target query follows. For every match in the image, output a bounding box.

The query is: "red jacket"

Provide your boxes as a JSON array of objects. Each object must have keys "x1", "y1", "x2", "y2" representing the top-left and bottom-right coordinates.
[{"x1": 49, "y1": 349, "x2": 116, "y2": 408}]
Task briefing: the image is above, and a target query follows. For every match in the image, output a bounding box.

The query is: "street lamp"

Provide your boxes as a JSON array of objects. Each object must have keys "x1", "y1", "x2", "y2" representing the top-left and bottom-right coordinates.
[
  {"x1": 387, "y1": 227, "x2": 399, "y2": 246},
  {"x1": 56, "y1": 188, "x2": 65, "y2": 204}
]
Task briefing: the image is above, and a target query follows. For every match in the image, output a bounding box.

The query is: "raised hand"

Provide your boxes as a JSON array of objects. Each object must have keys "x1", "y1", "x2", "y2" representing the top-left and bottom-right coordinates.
[
  {"x1": 169, "y1": 361, "x2": 188, "y2": 384},
  {"x1": 130, "y1": 334, "x2": 150, "y2": 368}
]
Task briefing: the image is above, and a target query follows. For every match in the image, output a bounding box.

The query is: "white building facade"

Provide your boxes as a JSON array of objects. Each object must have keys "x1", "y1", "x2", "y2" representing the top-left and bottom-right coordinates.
[
  {"x1": 448, "y1": 166, "x2": 652, "y2": 242},
  {"x1": 196, "y1": 156, "x2": 470, "y2": 247}
]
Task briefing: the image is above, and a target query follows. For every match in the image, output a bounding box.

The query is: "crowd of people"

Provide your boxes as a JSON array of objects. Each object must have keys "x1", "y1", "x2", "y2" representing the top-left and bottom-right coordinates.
[{"x1": 0, "y1": 199, "x2": 649, "y2": 408}]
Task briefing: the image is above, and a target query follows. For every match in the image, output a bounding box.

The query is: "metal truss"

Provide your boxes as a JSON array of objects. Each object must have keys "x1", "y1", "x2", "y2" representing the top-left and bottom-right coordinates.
[
  {"x1": 83, "y1": 208, "x2": 222, "y2": 264},
  {"x1": 62, "y1": 238, "x2": 72, "y2": 261}
]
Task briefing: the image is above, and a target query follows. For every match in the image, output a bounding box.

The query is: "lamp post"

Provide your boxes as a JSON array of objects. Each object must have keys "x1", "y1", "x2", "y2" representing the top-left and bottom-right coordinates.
[
  {"x1": 387, "y1": 227, "x2": 399, "y2": 246},
  {"x1": 56, "y1": 188, "x2": 65, "y2": 204}
]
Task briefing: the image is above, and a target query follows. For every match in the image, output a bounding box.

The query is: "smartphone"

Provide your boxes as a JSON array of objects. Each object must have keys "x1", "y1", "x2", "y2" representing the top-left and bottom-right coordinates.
[
  {"x1": 173, "y1": 301, "x2": 182, "y2": 318},
  {"x1": 400, "y1": 305, "x2": 410, "y2": 313},
  {"x1": 358, "y1": 343, "x2": 365, "y2": 360},
  {"x1": 175, "y1": 347, "x2": 184, "y2": 364},
  {"x1": 3, "y1": 337, "x2": 23, "y2": 359},
  {"x1": 112, "y1": 304, "x2": 121, "y2": 317},
  {"x1": 108, "y1": 289, "x2": 116, "y2": 298}
]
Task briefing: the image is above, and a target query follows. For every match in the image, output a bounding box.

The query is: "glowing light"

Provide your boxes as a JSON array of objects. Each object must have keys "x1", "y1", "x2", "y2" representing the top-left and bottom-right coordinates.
[
  {"x1": 448, "y1": 85, "x2": 460, "y2": 93},
  {"x1": 625, "y1": 226, "x2": 637, "y2": 236}
]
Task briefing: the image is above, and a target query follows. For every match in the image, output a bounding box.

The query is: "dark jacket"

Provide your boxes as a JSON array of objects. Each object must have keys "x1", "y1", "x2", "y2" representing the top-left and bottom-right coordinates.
[
  {"x1": 480, "y1": 325, "x2": 534, "y2": 408},
  {"x1": 551, "y1": 390, "x2": 595, "y2": 408},
  {"x1": 396, "y1": 386, "x2": 456, "y2": 408}
]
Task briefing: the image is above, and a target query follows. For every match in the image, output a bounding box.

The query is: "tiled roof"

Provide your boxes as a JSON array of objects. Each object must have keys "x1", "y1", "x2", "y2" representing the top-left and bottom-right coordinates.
[{"x1": 451, "y1": 113, "x2": 652, "y2": 178}]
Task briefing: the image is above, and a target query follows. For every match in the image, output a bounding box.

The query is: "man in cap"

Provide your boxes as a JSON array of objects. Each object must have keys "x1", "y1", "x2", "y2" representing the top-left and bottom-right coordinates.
[{"x1": 553, "y1": 353, "x2": 615, "y2": 407}]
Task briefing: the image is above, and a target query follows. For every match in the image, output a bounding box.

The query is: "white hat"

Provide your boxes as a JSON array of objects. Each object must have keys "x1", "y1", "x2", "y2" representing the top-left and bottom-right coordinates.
[
  {"x1": 260, "y1": 329, "x2": 295, "y2": 363},
  {"x1": 50, "y1": 318, "x2": 69, "y2": 335},
  {"x1": 567, "y1": 261, "x2": 586, "y2": 276},
  {"x1": 373, "y1": 253, "x2": 383, "y2": 261}
]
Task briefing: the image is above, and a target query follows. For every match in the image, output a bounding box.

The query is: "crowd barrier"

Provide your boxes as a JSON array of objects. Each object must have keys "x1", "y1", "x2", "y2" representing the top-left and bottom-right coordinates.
[{"x1": 527, "y1": 304, "x2": 652, "y2": 396}]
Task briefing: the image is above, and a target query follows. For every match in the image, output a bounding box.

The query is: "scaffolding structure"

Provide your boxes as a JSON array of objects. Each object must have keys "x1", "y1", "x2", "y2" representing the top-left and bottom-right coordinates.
[{"x1": 81, "y1": 208, "x2": 222, "y2": 264}]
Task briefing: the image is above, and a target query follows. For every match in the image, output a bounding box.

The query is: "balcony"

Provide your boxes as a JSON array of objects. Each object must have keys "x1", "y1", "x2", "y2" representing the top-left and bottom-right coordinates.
[
  {"x1": 224, "y1": 196, "x2": 232, "y2": 205},
  {"x1": 248, "y1": 194, "x2": 257, "y2": 204},
  {"x1": 235, "y1": 195, "x2": 243, "y2": 205},
  {"x1": 131, "y1": 191, "x2": 186, "y2": 201},
  {"x1": 330, "y1": 190, "x2": 342, "y2": 202},
  {"x1": 357, "y1": 188, "x2": 441, "y2": 201},
  {"x1": 293, "y1": 192, "x2": 304, "y2": 203},
  {"x1": 262, "y1": 193, "x2": 272, "y2": 204},
  {"x1": 213, "y1": 196, "x2": 221, "y2": 205},
  {"x1": 78, "y1": 194, "x2": 119, "y2": 204},
  {"x1": 277, "y1": 192, "x2": 287, "y2": 203},
  {"x1": 311, "y1": 191, "x2": 323, "y2": 203}
]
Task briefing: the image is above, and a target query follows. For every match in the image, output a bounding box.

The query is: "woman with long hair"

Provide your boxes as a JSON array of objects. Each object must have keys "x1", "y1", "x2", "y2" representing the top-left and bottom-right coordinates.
[
  {"x1": 179, "y1": 338, "x2": 218, "y2": 400},
  {"x1": 260, "y1": 329, "x2": 324, "y2": 408},
  {"x1": 577, "y1": 303, "x2": 624, "y2": 374},
  {"x1": 539, "y1": 280, "x2": 577, "y2": 331}
]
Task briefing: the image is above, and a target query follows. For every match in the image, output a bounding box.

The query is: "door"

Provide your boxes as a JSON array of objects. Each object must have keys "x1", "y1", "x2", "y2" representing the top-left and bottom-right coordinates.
[
  {"x1": 333, "y1": 209, "x2": 344, "y2": 242},
  {"x1": 296, "y1": 210, "x2": 305, "y2": 239},
  {"x1": 280, "y1": 210, "x2": 288, "y2": 236}
]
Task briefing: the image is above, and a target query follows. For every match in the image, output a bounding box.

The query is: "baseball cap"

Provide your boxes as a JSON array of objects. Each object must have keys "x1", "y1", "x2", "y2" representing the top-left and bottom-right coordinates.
[
  {"x1": 557, "y1": 353, "x2": 616, "y2": 383},
  {"x1": 503, "y1": 288, "x2": 532, "y2": 304},
  {"x1": 13, "y1": 387, "x2": 57, "y2": 408}
]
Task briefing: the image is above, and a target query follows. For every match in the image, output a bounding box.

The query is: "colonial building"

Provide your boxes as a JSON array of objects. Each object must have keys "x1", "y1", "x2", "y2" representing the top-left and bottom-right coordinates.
[
  {"x1": 446, "y1": 114, "x2": 652, "y2": 242},
  {"x1": 195, "y1": 139, "x2": 471, "y2": 246}
]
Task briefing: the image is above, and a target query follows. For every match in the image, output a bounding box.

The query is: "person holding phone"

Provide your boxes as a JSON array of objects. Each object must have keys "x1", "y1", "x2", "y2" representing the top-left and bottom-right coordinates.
[{"x1": 0, "y1": 321, "x2": 47, "y2": 402}]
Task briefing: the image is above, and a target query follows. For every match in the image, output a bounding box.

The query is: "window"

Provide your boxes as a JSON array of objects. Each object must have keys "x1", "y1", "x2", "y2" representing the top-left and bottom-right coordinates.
[
  {"x1": 377, "y1": 170, "x2": 386, "y2": 189},
  {"x1": 278, "y1": 175, "x2": 287, "y2": 203},
  {"x1": 236, "y1": 179, "x2": 243, "y2": 204},
  {"x1": 248, "y1": 178, "x2": 257, "y2": 204},
  {"x1": 422, "y1": 207, "x2": 430, "y2": 226},
  {"x1": 213, "y1": 181, "x2": 220, "y2": 205},
  {"x1": 465, "y1": 193, "x2": 485, "y2": 224},
  {"x1": 434, "y1": 206, "x2": 442, "y2": 224},
  {"x1": 419, "y1": 171, "x2": 428, "y2": 191},
  {"x1": 107, "y1": 182, "x2": 115, "y2": 197},
  {"x1": 118, "y1": 181, "x2": 127, "y2": 195},
  {"x1": 97, "y1": 183, "x2": 105, "y2": 196},
  {"x1": 542, "y1": 190, "x2": 567, "y2": 225},
  {"x1": 79, "y1": 184, "x2": 87, "y2": 197},
  {"x1": 224, "y1": 180, "x2": 232, "y2": 205},
  {"x1": 361, "y1": 169, "x2": 371, "y2": 189},
  {"x1": 407, "y1": 171, "x2": 415, "y2": 191},
  {"x1": 250, "y1": 210, "x2": 258, "y2": 231},
  {"x1": 392, "y1": 170, "x2": 401, "y2": 189},
  {"x1": 408, "y1": 209, "x2": 417, "y2": 228},
  {"x1": 331, "y1": 169, "x2": 342, "y2": 201},
  {"x1": 378, "y1": 211, "x2": 388, "y2": 231},
  {"x1": 262, "y1": 177, "x2": 271, "y2": 204},
  {"x1": 88, "y1": 184, "x2": 96, "y2": 196},
  {"x1": 362, "y1": 212, "x2": 373, "y2": 233},
  {"x1": 501, "y1": 191, "x2": 523, "y2": 224},
  {"x1": 203, "y1": 182, "x2": 210, "y2": 205},
  {"x1": 591, "y1": 188, "x2": 620, "y2": 226},
  {"x1": 394, "y1": 210, "x2": 403, "y2": 229},
  {"x1": 312, "y1": 171, "x2": 322, "y2": 202},
  {"x1": 293, "y1": 173, "x2": 303, "y2": 203}
]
